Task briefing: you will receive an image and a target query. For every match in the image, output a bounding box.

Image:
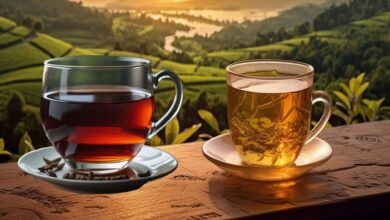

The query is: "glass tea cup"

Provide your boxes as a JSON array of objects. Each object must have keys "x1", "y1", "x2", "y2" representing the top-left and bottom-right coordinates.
[
  {"x1": 227, "y1": 60, "x2": 331, "y2": 167},
  {"x1": 41, "y1": 56, "x2": 183, "y2": 174}
]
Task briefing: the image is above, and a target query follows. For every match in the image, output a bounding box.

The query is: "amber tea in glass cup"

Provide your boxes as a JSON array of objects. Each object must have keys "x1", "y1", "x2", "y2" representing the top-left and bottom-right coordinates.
[
  {"x1": 227, "y1": 60, "x2": 331, "y2": 167},
  {"x1": 41, "y1": 56, "x2": 183, "y2": 174}
]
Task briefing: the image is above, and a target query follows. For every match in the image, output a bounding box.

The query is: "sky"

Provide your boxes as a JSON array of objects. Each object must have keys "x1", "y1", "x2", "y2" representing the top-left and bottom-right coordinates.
[{"x1": 76, "y1": 0, "x2": 328, "y2": 10}]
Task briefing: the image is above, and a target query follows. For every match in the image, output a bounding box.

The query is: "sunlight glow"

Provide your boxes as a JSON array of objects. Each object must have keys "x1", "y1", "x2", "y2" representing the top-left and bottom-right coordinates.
[{"x1": 172, "y1": 0, "x2": 190, "y2": 3}]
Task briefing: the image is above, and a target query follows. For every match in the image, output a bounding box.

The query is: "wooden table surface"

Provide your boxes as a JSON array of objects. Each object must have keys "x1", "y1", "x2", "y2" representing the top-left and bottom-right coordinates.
[{"x1": 0, "y1": 121, "x2": 389, "y2": 220}]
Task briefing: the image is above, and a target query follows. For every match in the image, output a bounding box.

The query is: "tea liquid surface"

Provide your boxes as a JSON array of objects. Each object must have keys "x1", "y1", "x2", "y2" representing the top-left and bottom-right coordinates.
[{"x1": 41, "y1": 86, "x2": 154, "y2": 163}]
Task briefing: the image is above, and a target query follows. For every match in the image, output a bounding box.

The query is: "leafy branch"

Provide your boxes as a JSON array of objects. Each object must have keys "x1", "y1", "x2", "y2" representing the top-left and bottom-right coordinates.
[
  {"x1": 333, "y1": 73, "x2": 389, "y2": 124},
  {"x1": 149, "y1": 117, "x2": 201, "y2": 146},
  {"x1": 0, "y1": 132, "x2": 34, "y2": 162}
]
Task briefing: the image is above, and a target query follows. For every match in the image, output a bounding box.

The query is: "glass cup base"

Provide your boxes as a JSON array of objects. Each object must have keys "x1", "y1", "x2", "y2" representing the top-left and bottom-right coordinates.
[{"x1": 64, "y1": 159, "x2": 130, "y2": 175}]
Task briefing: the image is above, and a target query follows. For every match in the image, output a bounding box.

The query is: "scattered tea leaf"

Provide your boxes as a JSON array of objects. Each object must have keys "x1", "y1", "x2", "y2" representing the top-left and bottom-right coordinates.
[
  {"x1": 43, "y1": 157, "x2": 51, "y2": 165},
  {"x1": 54, "y1": 163, "x2": 65, "y2": 172},
  {"x1": 87, "y1": 172, "x2": 94, "y2": 180},
  {"x1": 46, "y1": 170, "x2": 57, "y2": 177}
]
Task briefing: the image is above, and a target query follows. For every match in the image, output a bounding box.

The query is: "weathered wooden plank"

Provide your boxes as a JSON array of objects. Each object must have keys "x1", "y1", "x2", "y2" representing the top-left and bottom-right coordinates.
[{"x1": 0, "y1": 121, "x2": 389, "y2": 219}]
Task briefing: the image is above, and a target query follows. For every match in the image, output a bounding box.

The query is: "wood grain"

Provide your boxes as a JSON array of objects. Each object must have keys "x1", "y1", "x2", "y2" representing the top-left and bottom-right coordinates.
[{"x1": 0, "y1": 121, "x2": 389, "y2": 220}]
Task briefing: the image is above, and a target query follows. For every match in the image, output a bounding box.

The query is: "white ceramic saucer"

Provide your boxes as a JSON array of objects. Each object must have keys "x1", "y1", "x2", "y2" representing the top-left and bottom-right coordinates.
[
  {"x1": 18, "y1": 146, "x2": 177, "y2": 193},
  {"x1": 203, "y1": 133, "x2": 332, "y2": 181}
]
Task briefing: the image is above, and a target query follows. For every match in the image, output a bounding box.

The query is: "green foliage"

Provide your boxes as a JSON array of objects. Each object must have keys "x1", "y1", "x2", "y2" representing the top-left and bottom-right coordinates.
[
  {"x1": 0, "y1": 33, "x2": 20, "y2": 46},
  {"x1": 207, "y1": 51, "x2": 249, "y2": 61},
  {"x1": 174, "y1": 3, "x2": 324, "y2": 54},
  {"x1": 149, "y1": 118, "x2": 201, "y2": 146},
  {"x1": 362, "y1": 98, "x2": 390, "y2": 121},
  {"x1": 109, "y1": 50, "x2": 161, "y2": 67},
  {"x1": 159, "y1": 60, "x2": 196, "y2": 73},
  {"x1": 196, "y1": 66, "x2": 226, "y2": 76},
  {"x1": 197, "y1": 109, "x2": 220, "y2": 133},
  {"x1": 112, "y1": 15, "x2": 188, "y2": 57},
  {"x1": 86, "y1": 48, "x2": 110, "y2": 55},
  {"x1": 18, "y1": 132, "x2": 33, "y2": 155},
  {"x1": 31, "y1": 33, "x2": 72, "y2": 57},
  {"x1": 0, "y1": 82, "x2": 42, "y2": 106},
  {"x1": 66, "y1": 47, "x2": 96, "y2": 56},
  {"x1": 313, "y1": 0, "x2": 389, "y2": 31},
  {"x1": 0, "y1": 90, "x2": 47, "y2": 156},
  {"x1": 333, "y1": 73, "x2": 389, "y2": 124},
  {"x1": 0, "y1": 132, "x2": 34, "y2": 162},
  {"x1": 165, "y1": 118, "x2": 180, "y2": 144},
  {"x1": 0, "y1": 16, "x2": 16, "y2": 31},
  {"x1": 197, "y1": 109, "x2": 229, "y2": 140},
  {"x1": 243, "y1": 44, "x2": 293, "y2": 52},
  {"x1": 0, "y1": 138, "x2": 12, "y2": 161},
  {"x1": 0, "y1": 67, "x2": 43, "y2": 84},
  {"x1": 0, "y1": 43, "x2": 50, "y2": 72},
  {"x1": 172, "y1": 123, "x2": 202, "y2": 145},
  {"x1": 10, "y1": 26, "x2": 32, "y2": 37},
  {"x1": 333, "y1": 73, "x2": 368, "y2": 124}
]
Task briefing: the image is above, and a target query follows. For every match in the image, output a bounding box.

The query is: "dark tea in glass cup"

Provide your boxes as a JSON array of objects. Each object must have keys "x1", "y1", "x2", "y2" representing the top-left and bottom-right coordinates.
[{"x1": 41, "y1": 56, "x2": 183, "y2": 174}]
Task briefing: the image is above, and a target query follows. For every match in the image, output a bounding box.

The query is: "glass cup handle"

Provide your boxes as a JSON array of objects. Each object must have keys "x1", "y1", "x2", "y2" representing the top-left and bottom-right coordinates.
[
  {"x1": 306, "y1": 91, "x2": 332, "y2": 144},
  {"x1": 147, "y1": 70, "x2": 184, "y2": 140}
]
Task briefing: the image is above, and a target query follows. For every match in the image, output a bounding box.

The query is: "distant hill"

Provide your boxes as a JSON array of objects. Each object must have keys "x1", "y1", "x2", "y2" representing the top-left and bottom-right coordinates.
[
  {"x1": 0, "y1": 0, "x2": 115, "y2": 48},
  {"x1": 204, "y1": 12, "x2": 390, "y2": 62},
  {"x1": 80, "y1": 0, "x2": 329, "y2": 10},
  {"x1": 0, "y1": 16, "x2": 227, "y2": 109},
  {"x1": 173, "y1": 0, "x2": 348, "y2": 53}
]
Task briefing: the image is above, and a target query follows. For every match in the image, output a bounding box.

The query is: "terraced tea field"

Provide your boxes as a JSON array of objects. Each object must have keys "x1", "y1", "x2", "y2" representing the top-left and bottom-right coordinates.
[
  {"x1": 0, "y1": 16, "x2": 227, "y2": 108},
  {"x1": 1, "y1": 11, "x2": 388, "y2": 108},
  {"x1": 204, "y1": 12, "x2": 390, "y2": 62}
]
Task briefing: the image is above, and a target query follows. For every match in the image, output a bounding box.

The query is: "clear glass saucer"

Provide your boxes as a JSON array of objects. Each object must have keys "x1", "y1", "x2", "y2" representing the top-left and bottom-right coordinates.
[
  {"x1": 18, "y1": 146, "x2": 178, "y2": 193},
  {"x1": 203, "y1": 133, "x2": 332, "y2": 181}
]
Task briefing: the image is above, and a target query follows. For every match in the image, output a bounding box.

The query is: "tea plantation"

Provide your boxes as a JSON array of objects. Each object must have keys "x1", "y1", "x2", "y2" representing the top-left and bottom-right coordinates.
[
  {"x1": 0, "y1": 16, "x2": 227, "y2": 109},
  {"x1": 204, "y1": 12, "x2": 390, "y2": 62},
  {"x1": 0, "y1": 11, "x2": 388, "y2": 108}
]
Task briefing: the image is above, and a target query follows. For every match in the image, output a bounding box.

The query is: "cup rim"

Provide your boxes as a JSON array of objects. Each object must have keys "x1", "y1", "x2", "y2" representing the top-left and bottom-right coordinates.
[
  {"x1": 226, "y1": 59, "x2": 314, "y2": 80},
  {"x1": 44, "y1": 55, "x2": 151, "y2": 69}
]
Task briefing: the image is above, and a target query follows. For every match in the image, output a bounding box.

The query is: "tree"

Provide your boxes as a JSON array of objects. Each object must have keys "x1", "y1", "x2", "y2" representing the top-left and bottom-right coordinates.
[{"x1": 33, "y1": 20, "x2": 43, "y2": 31}]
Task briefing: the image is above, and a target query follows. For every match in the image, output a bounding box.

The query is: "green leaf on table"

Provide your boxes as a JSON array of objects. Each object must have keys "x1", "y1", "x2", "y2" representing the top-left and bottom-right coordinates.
[
  {"x1": 18, "y1": 132, "x2": 34, "y2": 155},
  {"x1": 172, "y1": 123, "x2": 201, "y2": 145},
  {"x1": 165, "y1": 118, "x2": 180, "y2": 144},
  {"x1": 197, "y1": 109, "x2": 220, "y2": 133}
]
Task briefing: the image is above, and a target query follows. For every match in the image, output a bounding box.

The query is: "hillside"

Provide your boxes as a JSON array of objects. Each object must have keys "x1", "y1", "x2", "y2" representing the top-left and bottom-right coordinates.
[
  {"x1": 203, "y1": 11, "x2": 390, "y2": 63},
  {"x1": 0, "y1": 4, "x2": 389, "y2": 150},
  {"x1": 1, "y1": 10, "x2": 389, "y2": 108},
  {"x1": 0, "y1": 16, "x2": 227, "y2": 109}
]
